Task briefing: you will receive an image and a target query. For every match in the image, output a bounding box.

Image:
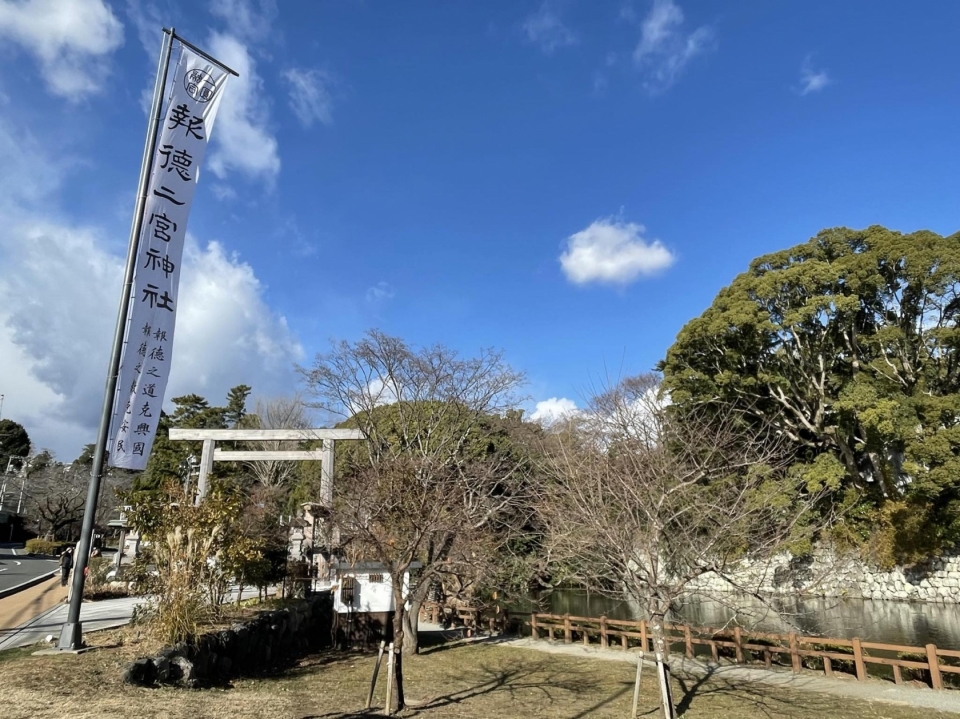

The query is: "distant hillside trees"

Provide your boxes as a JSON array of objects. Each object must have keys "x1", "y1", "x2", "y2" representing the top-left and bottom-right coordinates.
[{"x1": 660, "y1": 225, "x2": 960, "y2": 565}]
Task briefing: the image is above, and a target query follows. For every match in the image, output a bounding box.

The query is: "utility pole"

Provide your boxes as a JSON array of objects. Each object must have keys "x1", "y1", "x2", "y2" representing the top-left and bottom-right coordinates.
[{"x1": 0, "y1": 393, "x2": 5, "y2": 421}]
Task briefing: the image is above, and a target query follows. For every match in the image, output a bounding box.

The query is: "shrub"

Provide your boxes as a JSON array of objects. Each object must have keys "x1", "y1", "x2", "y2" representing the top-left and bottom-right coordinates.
[
  {"x1": 24, "y1": 539, "x2": 68, "y2": 556},
  {"x1": 83, "y1": 556, "x2": 114, "y2": 598},
  {"x1": 126, "y1": 483, "x2": 266, "y2": 644}
]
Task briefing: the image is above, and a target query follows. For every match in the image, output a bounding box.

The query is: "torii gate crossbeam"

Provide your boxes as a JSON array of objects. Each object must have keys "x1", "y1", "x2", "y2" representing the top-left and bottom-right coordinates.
[{"x1": 168, "y1": 428, "x2": 365, "y2": 506}]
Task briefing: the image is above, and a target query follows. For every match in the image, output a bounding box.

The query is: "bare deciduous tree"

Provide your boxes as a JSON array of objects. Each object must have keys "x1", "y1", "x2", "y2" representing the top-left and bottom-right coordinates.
[
  {"x1": 240, "y1": 395, "x2": 312, "y2": 488},
  {"x1": 299, "y1": 330, "x2": 528, "y2": 713},
  {"x1": 538, "y1": 374, "x2": 837, "y2": 719},
  {"x1": 22, "y1": 460, "x2": 130, "y2": 540}
]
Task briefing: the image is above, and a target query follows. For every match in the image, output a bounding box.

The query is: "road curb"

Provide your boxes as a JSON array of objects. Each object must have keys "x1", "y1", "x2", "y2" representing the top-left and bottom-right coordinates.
[{"x1": 0, "y1": 569, "x2": 59, "y2": 600}]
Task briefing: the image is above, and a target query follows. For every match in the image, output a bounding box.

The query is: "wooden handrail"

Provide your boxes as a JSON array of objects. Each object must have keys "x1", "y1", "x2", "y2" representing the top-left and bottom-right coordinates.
[
  {"x1": 524, "y1": 611, "x2": 958, "y2": 691},
  {"x1": 424, "y1": 601, "x2": 960, "y2": 692}
]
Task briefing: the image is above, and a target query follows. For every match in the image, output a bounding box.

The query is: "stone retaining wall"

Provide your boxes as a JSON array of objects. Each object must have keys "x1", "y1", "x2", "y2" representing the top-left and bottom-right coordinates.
[
  {"x1": 689, "y1": 552, "x2": 960, "y2": 603},
  {"x1": 123, "y1": 592, "x2": 333, "y2": 687}
]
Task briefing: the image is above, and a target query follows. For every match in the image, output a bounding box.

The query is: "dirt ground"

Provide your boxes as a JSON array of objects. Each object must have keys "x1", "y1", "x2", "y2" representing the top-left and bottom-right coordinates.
[{"x1": 0, "y1": 628, "x2": 955, "y2": 719}]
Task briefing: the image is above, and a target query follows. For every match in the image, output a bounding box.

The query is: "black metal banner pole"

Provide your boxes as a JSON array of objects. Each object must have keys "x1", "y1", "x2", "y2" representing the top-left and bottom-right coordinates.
[{"x1": 58, "y1": 27, "x2": 176, "y2": 650}]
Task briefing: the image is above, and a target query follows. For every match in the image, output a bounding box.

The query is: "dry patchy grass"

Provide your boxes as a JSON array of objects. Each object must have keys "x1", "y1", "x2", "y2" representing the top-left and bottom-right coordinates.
[{"x1": 0, "y1": 631, "x2": 954, "y2": 719}]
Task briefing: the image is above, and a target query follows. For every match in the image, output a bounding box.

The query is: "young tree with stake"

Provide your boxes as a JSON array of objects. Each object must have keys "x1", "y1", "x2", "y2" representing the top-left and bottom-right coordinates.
[
  {"x1": 299, "y1": 330, "x2": 528, "y2": 713},
  {"x1": 538, "y1": 374, "x2": 837, "y2": 719}
]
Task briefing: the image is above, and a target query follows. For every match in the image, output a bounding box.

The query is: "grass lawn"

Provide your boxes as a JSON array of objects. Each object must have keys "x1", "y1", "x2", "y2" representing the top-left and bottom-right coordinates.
[{"x1": 0, "y1": 629, "x2": 954, "y2": 719}]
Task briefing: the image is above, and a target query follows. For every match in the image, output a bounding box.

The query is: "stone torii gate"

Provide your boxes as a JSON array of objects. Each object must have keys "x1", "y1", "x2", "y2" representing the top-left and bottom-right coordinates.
[{"x1": 167, "y1": 428, "x2": 365, "y2": 505}]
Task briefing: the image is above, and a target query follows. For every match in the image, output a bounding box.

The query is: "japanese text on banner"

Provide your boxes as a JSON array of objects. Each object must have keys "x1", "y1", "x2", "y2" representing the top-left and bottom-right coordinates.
[{"x1": 108, "y1": 48, "x2": 229, "y2": 470}]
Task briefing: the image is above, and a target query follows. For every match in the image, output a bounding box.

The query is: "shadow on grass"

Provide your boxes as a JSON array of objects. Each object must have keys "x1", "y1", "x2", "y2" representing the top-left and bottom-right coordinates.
[
  {"x1": 673, "y1": 666, "x2": 846, "y2": 718},
  {"x1": 302, "y1": 647, "x2": 608, "y2": 719},
  {"x1": 268, "y1": 649, "x2": 374, "y2": 681},
  {"x1": 418, "y1": 633, "x2": 516, "y2": 655}
]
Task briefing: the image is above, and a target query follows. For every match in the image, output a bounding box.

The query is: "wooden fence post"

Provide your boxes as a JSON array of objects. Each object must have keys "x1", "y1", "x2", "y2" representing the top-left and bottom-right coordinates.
[
  {"x1": 564, "y1": 614, "x2": 572, "y2": 644},
  {"x1": 927, "y1": 644, "x2": 943, "y2": 690},
  {"x1": 600, "y1": 616, "x2": 608, "y2": 649},
  {"x1": 622, "y1": 632, "x2": 629, "y2": 650},
  {"x1": 684, "y1": 625, "x2": 693, "y2": 658},
  {"x1": 789, "y1": 633, "x2": 801, "y2": 674},
  {"x1": 734, "y1": 627, "x2": 744, "y2": 664},
  {"x1": 531, "y1": 613, "x2": 538, "y2": 639},
  {"x1": 583, "y1": 622, "x2": 590, "y2": 646},
  {"x1": 640, "y1": 620, "x2": 648, "y2": 653},
  {"x1": 823, "y1": 656, "x2": 833, "y2": 677},
  {"x1": 852, "y1": 638, "x2": 866, "y2": 681}
]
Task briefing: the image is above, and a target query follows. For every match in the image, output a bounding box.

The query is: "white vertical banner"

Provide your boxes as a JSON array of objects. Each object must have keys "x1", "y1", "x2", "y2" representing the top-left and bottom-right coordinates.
[{"x1": 108, "y1": 45, "x2": 229, "y2": 470}]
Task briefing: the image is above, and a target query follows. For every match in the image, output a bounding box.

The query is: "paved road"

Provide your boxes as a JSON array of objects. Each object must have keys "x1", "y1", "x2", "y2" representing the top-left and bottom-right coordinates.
[
  {"x1": 0, "y1": 544, "x2": 58, "y2": 594},
  {"x1": 0, "y1": 585, "x2": 277, "y2": 651},
  {"x1": 0, "y1": 594, "x2": 144, "y2": 651}
]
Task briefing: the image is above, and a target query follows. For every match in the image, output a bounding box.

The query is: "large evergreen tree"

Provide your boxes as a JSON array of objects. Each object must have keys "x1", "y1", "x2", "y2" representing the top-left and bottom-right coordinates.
[
  {"x1": 0, "y1": 419, "x2": 30, "y2": 473},
  {"x1": 134, "y1": 386, "x2": 251, "y2": 492},
  {"x1": 661, "y1": 225, "x2": 960, "y2": 564}
]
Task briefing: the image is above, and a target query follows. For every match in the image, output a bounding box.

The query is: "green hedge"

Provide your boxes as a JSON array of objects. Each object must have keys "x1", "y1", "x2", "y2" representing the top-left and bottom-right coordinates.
[{"x1": 24, "y1": 539, "x2": 72, "y2": 556}]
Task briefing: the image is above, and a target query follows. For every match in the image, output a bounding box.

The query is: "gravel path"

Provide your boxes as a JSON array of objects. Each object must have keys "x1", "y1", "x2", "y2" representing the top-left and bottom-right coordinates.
[{"x1": 505, "y1": 636, "x2": 960, "y2": 715}]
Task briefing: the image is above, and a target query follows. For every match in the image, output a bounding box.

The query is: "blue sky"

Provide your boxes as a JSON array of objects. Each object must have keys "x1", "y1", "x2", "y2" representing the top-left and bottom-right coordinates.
[{"x1": 1, "y1": 0, "x2": 959, "y2": 459}]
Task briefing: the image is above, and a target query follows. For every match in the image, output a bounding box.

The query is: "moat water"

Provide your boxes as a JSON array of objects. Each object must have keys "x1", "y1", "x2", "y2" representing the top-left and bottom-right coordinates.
[{"x1": 523, "y1": 589, "x2": 960, "y2": 648}]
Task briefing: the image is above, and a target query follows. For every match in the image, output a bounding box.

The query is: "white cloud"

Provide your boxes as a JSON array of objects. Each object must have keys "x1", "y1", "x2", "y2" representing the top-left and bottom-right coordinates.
[
  {"x1": 209, "y1": 0, "x2": 277, "y2": 43},
  {"x1": 560, "y1": 218, "x2": 674, "y2": 285},
  {"x1": 172, "y1": 238, "x2": 304, "y2": 396},
  {"x1": 123, "y1": 0, "x2": 167, "y2": 115},
  {"x1": 365, "y1": 281, "x2": 394, "y2": 304},
  {"x1": 593, "y1": 71, "x2": 608, "y2": 94},
  {"x1": 124, "y1": 0, "x2": 162, "y2": 57},
  {"x1": 0, "y1": 0, "x2": 124, "y2": 101},
  {"x1": 0, "y1": 115, "x2": 64, "y2": 204},
  {"x1": 205, "y1": 32, "x2": 281, "y2": 184},
  {"x1": 0, "y1": 221, "x2": 303, "y2": 459},
  {"x1": 0, "y1": 39, "x2": 294, "y2": 459},
  {"x1": 210, "y1": 183, "x2": 238, "y2": 201},
  {"x1": 531, "y1": 397, "x2": 578, "y2": 425},
  {"x1": 798, "y1": 55, "x2": 831, "y2": 96},
  {"x1": 283, "y1": 67, "x2": 334, "y2": 128},
  {"x1": 632, "y1": 0, "x2": 713, "y2": 93},
  {"x1": 522, "y1": 1, "x2": 577, "y2": 55}
]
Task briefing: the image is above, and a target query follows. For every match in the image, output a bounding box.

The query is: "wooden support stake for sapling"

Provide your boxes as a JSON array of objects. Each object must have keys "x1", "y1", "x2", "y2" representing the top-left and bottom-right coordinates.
[
  {"x1": 385, "y1": 642, "x2": 396, "y2": 715},
  {"x1": 631, "y1": 650, "x2": 645, "y2": 719},
  {"x1": 366, "y1": 640, "x2": 386, "y2": 709}
]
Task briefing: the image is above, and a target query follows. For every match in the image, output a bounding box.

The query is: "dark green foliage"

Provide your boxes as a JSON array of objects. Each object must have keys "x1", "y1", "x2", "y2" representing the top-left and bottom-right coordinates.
[
  {"x1": 75, "y1": 444, "x2": 95, "y2": 466},
  {"x1": 224, "y1": 384, "x2": 252, "y2": 428},
  {"x1": 25, "y1": 449, "x2": 53, "y2": 476},
  {"x1": 134, "y1": 386, "x2": 251, "y2": 493},
  {"x1": 661, "y1": 225, "x2": 960, "y2": 564},
  {"x1": 0, "y1": 419, "x2": 30, "y2": 472}
]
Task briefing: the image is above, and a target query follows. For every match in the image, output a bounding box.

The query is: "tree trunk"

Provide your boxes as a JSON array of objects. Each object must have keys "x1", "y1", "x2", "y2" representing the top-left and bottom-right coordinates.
[
  {"x1": 390, "y1": 603, "x2": 406, "y2": 712},
  {"x1": 402, "y1": 597, "x2": 423, "y2": 656},
  {"x1": 648, "y1": 609, "x2": 676, "y2": 719}
]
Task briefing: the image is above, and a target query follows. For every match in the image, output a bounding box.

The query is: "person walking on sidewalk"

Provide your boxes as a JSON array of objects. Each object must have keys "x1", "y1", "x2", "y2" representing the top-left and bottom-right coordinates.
[{"x1": 59, "y1": 547, "x2": 73, "y2": 587}]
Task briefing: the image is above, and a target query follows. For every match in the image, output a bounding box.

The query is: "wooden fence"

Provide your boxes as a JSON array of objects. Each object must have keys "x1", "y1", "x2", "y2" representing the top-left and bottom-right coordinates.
[
  {"x1": 421, "y1": 602, "x2": 508, "y2": 637},
  {"x1": 521, "y1": 612, "x2": 960, "y2": 691}
]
